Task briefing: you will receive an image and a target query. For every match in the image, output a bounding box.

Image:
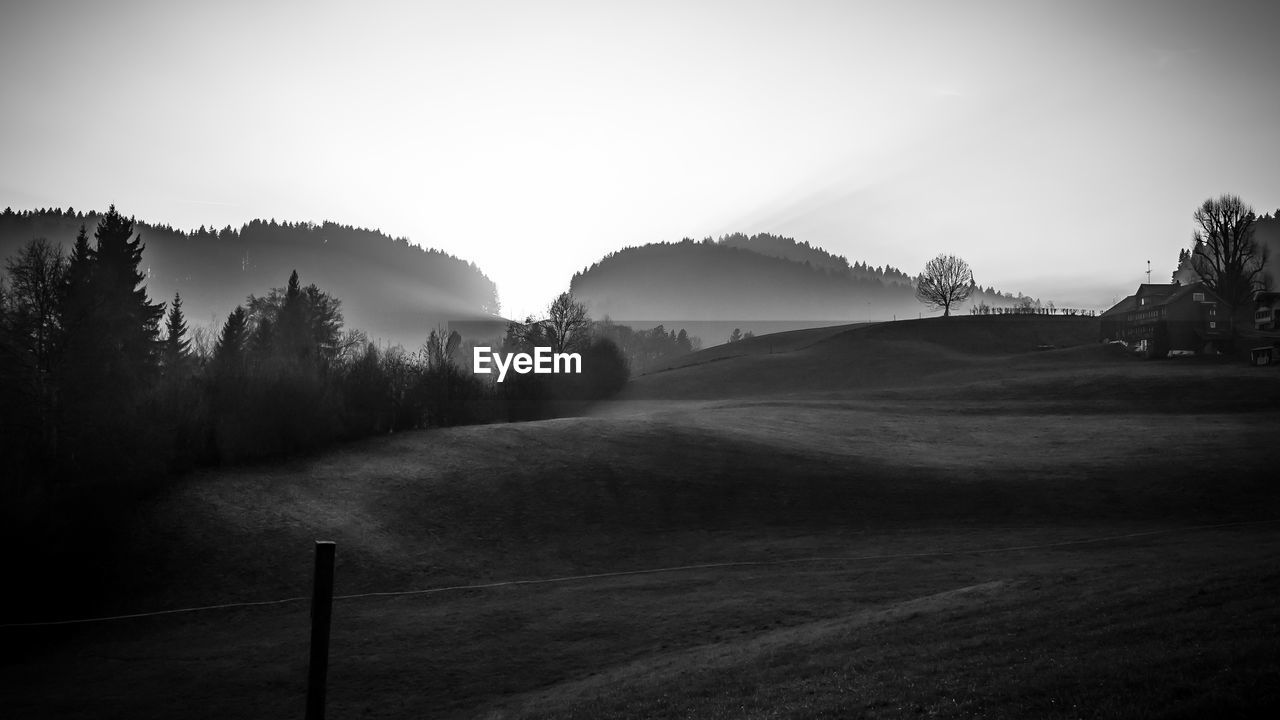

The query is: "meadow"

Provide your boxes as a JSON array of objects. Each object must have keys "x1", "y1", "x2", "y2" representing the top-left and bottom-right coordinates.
[{"x1": 3, "y1": 316, "x2": 1279, "y2": 719}]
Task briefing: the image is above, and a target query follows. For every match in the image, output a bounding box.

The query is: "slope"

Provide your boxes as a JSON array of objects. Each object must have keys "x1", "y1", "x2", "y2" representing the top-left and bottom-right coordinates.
[
  {"x1": 621, "y1": 315, "x2": 1103, "y2": 400},
  {"x1": 5, "y1": 315, "x2": 1280, "y2": 719}
]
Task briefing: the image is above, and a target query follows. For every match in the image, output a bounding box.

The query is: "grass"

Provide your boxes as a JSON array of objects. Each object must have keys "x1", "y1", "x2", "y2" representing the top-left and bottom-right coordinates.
[{"x1": 3, "y1": 316, "x2": 1279, "y2": 718}]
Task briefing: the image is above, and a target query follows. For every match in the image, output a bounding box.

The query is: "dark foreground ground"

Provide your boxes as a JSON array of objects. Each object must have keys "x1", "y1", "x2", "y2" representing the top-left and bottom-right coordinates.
[{"x1": 3, "y1": 316, "x2": 1279, "y2": 718}]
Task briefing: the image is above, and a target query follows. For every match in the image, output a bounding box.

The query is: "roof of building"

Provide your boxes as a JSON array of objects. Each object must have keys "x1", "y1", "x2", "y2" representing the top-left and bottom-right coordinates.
[
  {"x1": 1100, "y1": 294, "x2": 1138, "y2": 318},
  {"x1": 1134, "y1": 283, "x2": 1179, "y2": 300},
  {"x1": 1162, "y1": 281, "x2": 1219, "y2": 305},
  {"x1": 1100, "y1": 281, "x2": 1222, "y2": 318}
]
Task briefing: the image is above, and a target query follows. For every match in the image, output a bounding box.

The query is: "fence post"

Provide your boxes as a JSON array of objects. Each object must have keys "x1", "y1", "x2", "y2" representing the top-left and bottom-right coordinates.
[{"x1": 306, "y1": 541, "x2": 336, "y2": 720}]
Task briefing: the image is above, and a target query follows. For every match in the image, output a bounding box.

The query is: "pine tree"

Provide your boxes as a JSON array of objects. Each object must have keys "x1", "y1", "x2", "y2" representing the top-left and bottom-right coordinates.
[
  {"x1": 279, "y1": 269, "x2": 309, "y2": 361},
  {"x1": 163, "y1": 291, "x2": 190, "y2": 371},
  {"x1": 59, "y1": 225, "x2": 93, "y2": 334},
  {"x1": 55, "y1": 206, "x2": 166, "y2": 479},
  {"x1": 214, "y1": 305, "x2": 249, "y2": 371},
  {"x1": 91, "y1": 206, "x2": 165, "y2": 370},
  {"x1": 243, "y1": 270, "x2": 344, "y2": 365}
]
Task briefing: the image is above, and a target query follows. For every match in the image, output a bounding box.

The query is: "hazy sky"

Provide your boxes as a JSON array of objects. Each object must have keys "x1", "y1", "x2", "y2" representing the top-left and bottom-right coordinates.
[{"x1": 2, "y1": 0, "x2": 1278, "y2": 317}]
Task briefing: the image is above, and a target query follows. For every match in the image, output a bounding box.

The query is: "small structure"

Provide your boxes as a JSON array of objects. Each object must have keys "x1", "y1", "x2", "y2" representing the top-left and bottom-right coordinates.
[
  {"x1": 1254, "y1": 291, "x2": 1280, "y2": 331},
  {"x1": 1099, "y1": 282, "x2": 1231, "y2": 358},
  {"x1": 1246, "y1": 291, "x2": 1280, "y2": 365}
]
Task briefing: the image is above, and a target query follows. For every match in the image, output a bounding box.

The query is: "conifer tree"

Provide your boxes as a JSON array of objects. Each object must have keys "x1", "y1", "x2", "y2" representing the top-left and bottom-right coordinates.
[
  {"x1": 279, "y1": 269, "x2": 310, "y2": 361},
  {"x1": 214, "y1": 305, "x2": 249, "y2": 371},
  {"x1": 244, "y1": 270, "x2": 344, "y2": 365},
  {"x1": 163, "y1": 291, "x2": 190, "y2": 370},
  {"x1": 55, "y1": 206, "x2": 166, "y2": 479},
  {"x1": 59, "y1": 225, "x2": 93, "y2": 337},
  {"x1": 90, "y1": 206, "x2": 165, "y2": 368},
  {"x1": 60, "y1": 208, "x2": 164, "y2": 383}
]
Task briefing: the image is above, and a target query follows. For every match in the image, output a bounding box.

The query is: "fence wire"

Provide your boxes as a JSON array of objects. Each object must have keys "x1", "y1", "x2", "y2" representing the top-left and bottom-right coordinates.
[{"x1": 2, "y1": 518, "x2": 1274, "y2": 630}]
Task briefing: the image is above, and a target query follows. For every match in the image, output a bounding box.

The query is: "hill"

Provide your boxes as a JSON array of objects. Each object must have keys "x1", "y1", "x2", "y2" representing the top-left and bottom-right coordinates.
[
  {"x1": 717, "y1": 232, "x2": 910, "y2": 282},
  {"x1": 0, "y1": 207, "x2": 501, "y2": 349},
  {"x1": 569, "y1": 234, "x2": 1043, "y2": 335},
  {"x1": 5, "y1": 315, "x2": 1279, "y2": 718},
  {"x1": 620, "y1": 314, "x2": 1104, "y2": 399}
]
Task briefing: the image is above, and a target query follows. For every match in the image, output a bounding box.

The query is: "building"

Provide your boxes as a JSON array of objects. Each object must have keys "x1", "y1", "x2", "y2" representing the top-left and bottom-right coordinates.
[
  {"x1": 1254, "y1": 291, "x2": 1280, "y2": 331},
  {"x1": 1099, "y1": 281, "x2": 1231, "y2": 358}
]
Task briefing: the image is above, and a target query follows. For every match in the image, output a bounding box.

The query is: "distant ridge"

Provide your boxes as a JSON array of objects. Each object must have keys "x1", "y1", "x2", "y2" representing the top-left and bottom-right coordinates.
[
  {"x1": 717, "y1": 232, "x2": 913, "y2": 284},
  {"x1": 570, "y1": 233, "x2": 1038, "y2": 327},
  {"x1": 0, "y1": 207, "x2": 501, "y2": 349}
]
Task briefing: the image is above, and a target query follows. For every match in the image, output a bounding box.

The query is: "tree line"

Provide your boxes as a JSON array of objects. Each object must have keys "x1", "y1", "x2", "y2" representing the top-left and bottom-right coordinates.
[
  {"x1": 969, "y1": 304, "x2": 1096, "y2": 317},
  {"x1": 593, "y1": 320, "x2": 699, "y2": 374},
  {"x1": 570, "y1": 237, "x2": 926, "y2": 322},
  {"x1": 0, "y1": 208, "x2": 629, "y2": 579},
  {"x1": 0, "y1": 207, "x2": 501, "y2": 351}
]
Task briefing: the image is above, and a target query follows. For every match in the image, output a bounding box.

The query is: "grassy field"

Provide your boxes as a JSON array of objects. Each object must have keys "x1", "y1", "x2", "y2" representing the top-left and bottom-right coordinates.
[{"x1": 3, "y1": 315, "x2": 1279, "y2": 718}]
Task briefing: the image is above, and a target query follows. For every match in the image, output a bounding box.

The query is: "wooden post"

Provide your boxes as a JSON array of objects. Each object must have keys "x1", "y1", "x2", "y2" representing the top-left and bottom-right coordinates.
[{"x1": 306, "y1": 541, "x2": 336, "y2": 720}]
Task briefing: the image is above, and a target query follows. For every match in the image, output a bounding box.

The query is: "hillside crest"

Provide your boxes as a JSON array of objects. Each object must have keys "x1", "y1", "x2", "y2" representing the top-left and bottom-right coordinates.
[{"x1": 570, "y1": 233, "x2": 1038, "y2": 323}]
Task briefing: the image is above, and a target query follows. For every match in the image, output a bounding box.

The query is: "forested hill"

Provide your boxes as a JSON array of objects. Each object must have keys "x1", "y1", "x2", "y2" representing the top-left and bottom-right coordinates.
[
  {"x1": 717, "y1": 232, "x2": 914, "y2": 285},
  {"x1": 570, "y1": 234, "x2": 1036, "y2": 322},
  {"x1": 0, "y1": 207, "x2": 500, "y2": 347}
]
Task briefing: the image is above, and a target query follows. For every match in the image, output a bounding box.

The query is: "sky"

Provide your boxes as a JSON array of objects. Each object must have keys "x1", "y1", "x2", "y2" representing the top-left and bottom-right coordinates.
[{"x1": 2, "y1": 0, "x2": 1278, "y2": 318}]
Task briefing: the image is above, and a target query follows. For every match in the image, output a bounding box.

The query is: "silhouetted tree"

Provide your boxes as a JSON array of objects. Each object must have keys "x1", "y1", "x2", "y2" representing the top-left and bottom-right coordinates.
[
  {"x1": 4, "y1": 237, "x2": 66, "y2": 373},
  {"x1": 502, "y1": 317, "x2": 543, "y2": 352},
  {"x1": 163, "y1": 292, "x2": 190, "y2": 371},
  {"x1": 245, "y1": 269, "x2": 345, "y2": 365},
  {"x1": 1, "y1": 238, "x2": 68, "y2": 478},
  {"x1": 676, "y1": 329, "x2": 692, "y2": 353},
  {"x1": 1189, "y1": 194, "x2": 1268, "y2": 313},
  {"x1": 543, "y1": 292, "x2": 590, "y2": 353},
  {"x1": 416, "y1": 327, "x2": 483, "y2": 426},
  {"x1": 590, "y1": 319, "x2": 698, "y2": 374},
  {"x1": 213, "y1": 305, "x2": 249, "y2": 373},
  {"x1": 572, "y1": 336, "x2": 630, "y2": 399},
  {"x1": 59, "y1": 223, "x2": 91, "y2": 312},
  {"x1": 915, "y1": 254, "x2": 974, "y2": 317},
  {"x1": 91, "y1": 206, "x2": 165, "y2": 359},
  {"x1": 337, "y1": 342, "x2": 394, "y2": 435},
  {"x1": 55, "y1": 206, "x2": 166, "y2": 481},
  {"x1": 424, "y1": 327, "x2": 462, "y2": 369}
]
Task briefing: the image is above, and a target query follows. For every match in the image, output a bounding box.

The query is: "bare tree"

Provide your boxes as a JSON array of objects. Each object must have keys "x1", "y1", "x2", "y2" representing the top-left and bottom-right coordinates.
[
  {"x1": 423, "y1": 326, "x2": 462, "y2": 368},
  {"x1": 4, "y1": 237, "x2": 67, "y2": 371},
  {"x1": 1189, "y1": 194, "x2": 1268, "y2": 312},
  {"x1": 542, "y1": 292, "x2": 590, "y2": 353},
  {"x1": 915, "y1": 254, "x2": 973, "y2": 317},
  {"x1": 189, "y1": 321, "x2": 218, "y2": 360}
]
